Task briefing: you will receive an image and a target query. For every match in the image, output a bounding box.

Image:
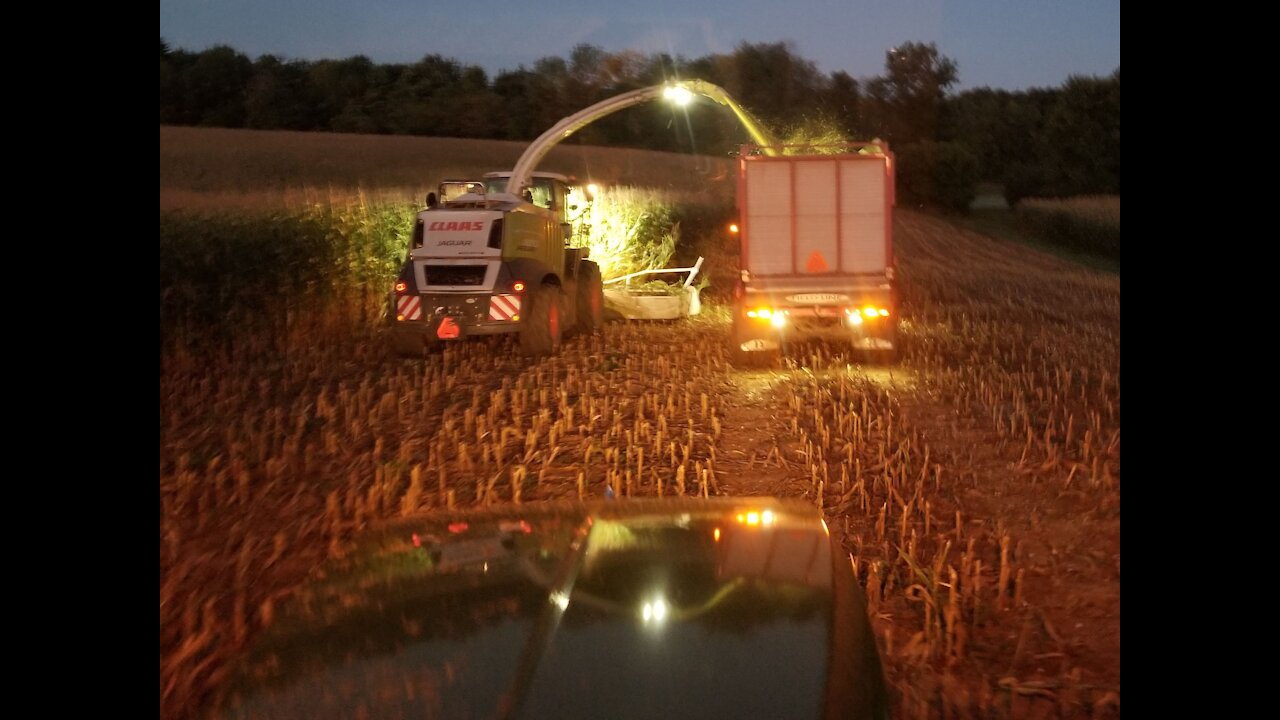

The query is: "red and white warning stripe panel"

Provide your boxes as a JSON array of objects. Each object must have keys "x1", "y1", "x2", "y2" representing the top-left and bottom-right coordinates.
[
  {"x1": 489, "y1": 294, "x2": 521, "y2": 321},
  {"x1": 397, "y1": 295, "x2": 422, "y2": 321}
]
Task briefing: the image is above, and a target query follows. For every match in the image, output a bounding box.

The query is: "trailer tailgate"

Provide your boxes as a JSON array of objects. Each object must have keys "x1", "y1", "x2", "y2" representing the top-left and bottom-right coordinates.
[{"x1": 741, "y1": 153, "x2": 891, "y2": 276}]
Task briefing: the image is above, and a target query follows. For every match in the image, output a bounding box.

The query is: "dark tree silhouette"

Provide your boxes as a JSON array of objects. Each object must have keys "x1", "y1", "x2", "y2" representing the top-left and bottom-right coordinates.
[
  {"x1": 877, "y1": 42, "x2": 959, "y2": 145},
  {"x1": 158, "y1": 40, "x2": 1119, "y2": 198}
]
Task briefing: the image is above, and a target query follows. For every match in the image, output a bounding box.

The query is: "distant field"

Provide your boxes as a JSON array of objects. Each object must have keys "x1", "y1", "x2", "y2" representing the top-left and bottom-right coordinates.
[
  {"x1": 160, "y1": 126, "x2": 735, "y2": 210},
  {"x1": 1018, "y1": 195, "x2": 1120, "y2": 227},
  {"x1": 1015, "y1": 195, "x2": 1120, "y2": 259}
]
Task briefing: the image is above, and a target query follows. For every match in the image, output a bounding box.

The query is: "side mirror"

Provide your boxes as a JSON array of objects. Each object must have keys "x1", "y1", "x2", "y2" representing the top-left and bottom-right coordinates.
[{"x1": 426, "y1": 192, "x2": 439, "y2": 208}]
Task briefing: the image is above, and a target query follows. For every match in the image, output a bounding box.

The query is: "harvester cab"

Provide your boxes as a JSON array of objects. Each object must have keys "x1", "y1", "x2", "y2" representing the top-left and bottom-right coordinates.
[{"x1": 435, "y1": 180, "x2": 486, "y2": 203}]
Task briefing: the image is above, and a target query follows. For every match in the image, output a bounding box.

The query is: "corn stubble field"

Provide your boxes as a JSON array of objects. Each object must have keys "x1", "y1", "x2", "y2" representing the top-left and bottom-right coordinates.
[{"x1": 160, "y1": 129, "x2": 1119, "y2": 720}]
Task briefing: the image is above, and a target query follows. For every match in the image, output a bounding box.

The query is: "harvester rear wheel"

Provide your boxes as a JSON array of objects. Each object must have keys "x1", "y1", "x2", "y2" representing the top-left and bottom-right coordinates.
[
  {"x1": 520, "y1": 283, "x2": 563, "y2": 356},
  {"x1": 576, "y1": 261, "x2": 604, "y2": 333}
]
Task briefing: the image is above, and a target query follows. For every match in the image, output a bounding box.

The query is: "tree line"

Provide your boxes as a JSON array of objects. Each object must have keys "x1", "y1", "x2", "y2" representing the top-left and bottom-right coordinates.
[{"x1": 160, "y1": 38, "x2": 1118, "y2": 206}]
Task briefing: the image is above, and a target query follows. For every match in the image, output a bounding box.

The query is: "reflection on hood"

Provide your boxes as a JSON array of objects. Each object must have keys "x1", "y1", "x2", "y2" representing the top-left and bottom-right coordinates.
[{"x1": 213, "y1": 498, "x2": 878, "y2": 720}]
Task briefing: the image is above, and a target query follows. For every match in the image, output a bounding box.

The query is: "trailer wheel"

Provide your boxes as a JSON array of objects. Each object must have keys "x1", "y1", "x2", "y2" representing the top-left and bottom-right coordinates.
[
  {"x1": 856, "y1": 322, "x2": 898, "y2": 364},
  {"x1": 732, "y1": 344, "x2": 782, "y2": 368},
  {"x1": 872, "y1": 345, "x2": 899, "y2": 365},
  {"x1": 576, "y1": 261, "x2": 604, "y2": 333},
  {"x1": 879, "y1": 323, "x2": 900, "y2": 364},
  {"x1": 520, "y1": 283, "x2": 563, "y2": 356}
]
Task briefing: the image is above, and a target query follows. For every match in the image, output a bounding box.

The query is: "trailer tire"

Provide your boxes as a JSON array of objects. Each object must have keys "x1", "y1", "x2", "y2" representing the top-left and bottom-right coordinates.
[
  {"x1": 872, "y1": 346, "x2": 899, "y2": 365},
  {"x1": 878, "y1": 323, "x2": 900, "y2": 364},
  {"x1": 732, "y1": 346, "x2": 781, "y2": 368},
  {"x1": 856, "y1": 322, "x2": 898, "y2": 364},
  {"x1": 576, "y1": 261, "x2": 604, "y2": 334},
  {"x1": 520, "y1": 283, "x2": 562, "y2": 356}
]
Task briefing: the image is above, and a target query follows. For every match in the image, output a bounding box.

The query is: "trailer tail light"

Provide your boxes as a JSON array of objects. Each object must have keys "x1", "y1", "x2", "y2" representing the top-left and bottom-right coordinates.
[
  {"x1": 394, "y1": 281, "x2": 407, "y2": 294},
  {"x1": 747, "y1": 307, "x2": 787, "y2": 327},
  {"x1": 845, "y1": 306, "x2": 888, "y2": 324},
  {"x1": 512, "y1": 280, "x2": 526, "y2": 293},
  {"x1": 728, "y1": 223, "x2": 739, "y2": 234},
  {"x1": 848, "y1": 305, "x2": 890, "y2": 319},
  {"x1": 735, "y1": 509, "x2": 775, "y2": 527}
]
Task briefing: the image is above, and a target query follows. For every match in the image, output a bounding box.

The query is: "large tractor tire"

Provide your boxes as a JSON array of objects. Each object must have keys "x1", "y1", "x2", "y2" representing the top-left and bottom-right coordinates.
[
  {"x1": 520, "y1": 283, "x2": 563, "y2": 356},
  {"x1": 576, "y1": 261, "x2": 604, "y2": 334}
]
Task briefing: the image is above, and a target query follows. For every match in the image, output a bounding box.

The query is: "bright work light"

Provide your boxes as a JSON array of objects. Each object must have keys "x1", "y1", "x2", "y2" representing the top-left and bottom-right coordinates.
[{"x1": 663, "y1": 85, "x2": 693, "y2": 106}]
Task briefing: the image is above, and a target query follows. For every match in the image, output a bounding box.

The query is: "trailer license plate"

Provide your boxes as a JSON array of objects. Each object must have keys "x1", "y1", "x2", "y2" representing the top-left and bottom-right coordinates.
[{"x1": 786, "y1": 293, "x2": 848, "y2": 303}]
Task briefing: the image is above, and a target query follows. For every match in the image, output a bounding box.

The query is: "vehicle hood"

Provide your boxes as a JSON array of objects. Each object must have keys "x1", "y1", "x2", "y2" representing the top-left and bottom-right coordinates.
[{"x1": 211, "y1": 498, "x2": 885, "y2": 720}]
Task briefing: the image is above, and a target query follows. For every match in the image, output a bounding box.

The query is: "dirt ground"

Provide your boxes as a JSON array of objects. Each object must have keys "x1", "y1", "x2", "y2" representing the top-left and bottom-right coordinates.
[
  {"x1": 716, "y1": 359, "x2": 1118, "y2": 718},
  {"x1": 160, "y1": 210, "x2": 1119, "y2": 719}
]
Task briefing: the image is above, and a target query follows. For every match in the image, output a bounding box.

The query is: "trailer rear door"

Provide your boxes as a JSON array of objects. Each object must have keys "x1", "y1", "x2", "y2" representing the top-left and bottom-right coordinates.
[{"x1": 741, "y1": 153, "x2": 890, "y2": 276}]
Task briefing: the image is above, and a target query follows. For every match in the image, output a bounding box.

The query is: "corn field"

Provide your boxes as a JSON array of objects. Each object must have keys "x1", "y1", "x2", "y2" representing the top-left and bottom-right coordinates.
[
  {"x1": 160, "y1": 126, "x2": 736, "y2": 212},
  {"x1": 160, "y1": 208, "x2": 1119, "y2": 719},
  {"x1": 160, "y1": 195, "x2": 414, "y2": 347},
  {"x1": 576, "y1": 185, "x2": 681, "y2": 280}
]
